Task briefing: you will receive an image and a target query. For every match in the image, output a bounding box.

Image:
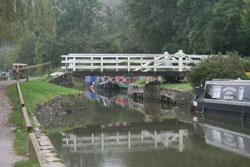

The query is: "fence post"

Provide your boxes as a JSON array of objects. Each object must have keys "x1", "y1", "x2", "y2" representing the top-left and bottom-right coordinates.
[
  {"x1": 116, "y1": 57, "x2": 118, "y2": 72},
  {"x1": 101, "y1": 56, "x2": 103, "y2": 72},
  {"x1": 128, "y1": 56, "x2": 130, "y2": 72},
  {"x1": 73, "y1": 57, "x2": 76, "y2": 72},
  {"x1": 154, "y1": 56, "x2": 157, "y2": 72},
  {"x1": 26, "y1": 69, "x2": 29, "y2": 82},
  {"x1": 16, "y1": 70, "x2": 20, "y2": 81},
  {"x1": 65, "y1": 57, "x2": 68, "y2": 72},
  {"x1": 47, "y1": 63, "x2": 51, "y2": 76}
]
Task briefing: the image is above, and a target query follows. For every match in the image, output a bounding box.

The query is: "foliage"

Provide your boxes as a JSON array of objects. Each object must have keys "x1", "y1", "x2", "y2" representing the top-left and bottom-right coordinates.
[
  {"x1": 161, "y1": 83, "x2": 193, "y2": 90},
  {"x1": 133, "y1": 78, "x2": 145, "y2": 85},
  {"x1": 188, "y1": 54, "x2": 246, "y2": 86},
  {"x1": 1, "y1": 0, "x2": 250, "y2": 70}
]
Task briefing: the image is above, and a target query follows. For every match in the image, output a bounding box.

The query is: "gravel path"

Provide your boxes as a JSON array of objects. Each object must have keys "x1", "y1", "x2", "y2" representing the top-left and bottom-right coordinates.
[{"x1": 0, "y1": 80, "x2": 27, "y2": 167}]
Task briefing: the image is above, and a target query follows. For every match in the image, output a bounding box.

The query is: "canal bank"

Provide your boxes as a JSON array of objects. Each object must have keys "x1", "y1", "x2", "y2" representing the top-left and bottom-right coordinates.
[
  {"x1": 7, "y1": 78, "x2": 80, "y2": 166},
  {"x1": 128, "y1": 83, "x2": 193, "y2": 106}
]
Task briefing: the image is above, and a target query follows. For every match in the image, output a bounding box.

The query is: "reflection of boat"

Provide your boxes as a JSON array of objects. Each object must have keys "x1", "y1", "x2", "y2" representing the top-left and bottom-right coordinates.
[
  {"x1": 194, "y1": 80, "x2": 250, "y2": 120},
  {"x1": 85, "y1": 90, "x2": 129, "y2": 108},
  {"x1": 194, "y1": 114, "x2": 250, "y2": 158}
]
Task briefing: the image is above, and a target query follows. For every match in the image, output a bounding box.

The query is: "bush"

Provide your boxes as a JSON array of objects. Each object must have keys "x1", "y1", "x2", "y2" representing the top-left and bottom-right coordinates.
[{"x1": 188, "y1": 53, "x2": 246, "y2": 86}]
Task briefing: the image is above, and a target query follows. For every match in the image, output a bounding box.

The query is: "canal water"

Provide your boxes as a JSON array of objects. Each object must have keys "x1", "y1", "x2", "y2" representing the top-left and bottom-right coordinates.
[{"x1": 48, "y1": 90, "x2": 250, "y2": 167}]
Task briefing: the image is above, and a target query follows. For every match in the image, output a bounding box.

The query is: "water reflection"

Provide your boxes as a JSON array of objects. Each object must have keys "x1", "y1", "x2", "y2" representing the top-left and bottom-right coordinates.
[
  {"x1": 194, "y1": 113, "x2": 250, "y2": 158},
  {"x1": 60, "y1": 129, "x2": 188, "y2": 153},
  {"x1": 47, "y1": 90, "x2": 250, "y2": 167}
]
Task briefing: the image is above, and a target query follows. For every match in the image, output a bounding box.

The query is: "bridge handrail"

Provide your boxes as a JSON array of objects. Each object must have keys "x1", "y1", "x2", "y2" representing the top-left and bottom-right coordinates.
[{"x1": 61, "y1": 50, "x2": 217, "y2": 72}]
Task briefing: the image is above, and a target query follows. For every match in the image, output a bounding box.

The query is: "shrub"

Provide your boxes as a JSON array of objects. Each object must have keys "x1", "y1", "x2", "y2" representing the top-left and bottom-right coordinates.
[{"x1": 188, "y1": 53, "x2": 246, "y2": 86}]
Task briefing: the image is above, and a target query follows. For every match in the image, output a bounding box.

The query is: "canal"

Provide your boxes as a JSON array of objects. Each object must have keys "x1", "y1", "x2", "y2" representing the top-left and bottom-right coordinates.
[{"x1": 47, "y1": 90, "x2": 250, "y2": 167}]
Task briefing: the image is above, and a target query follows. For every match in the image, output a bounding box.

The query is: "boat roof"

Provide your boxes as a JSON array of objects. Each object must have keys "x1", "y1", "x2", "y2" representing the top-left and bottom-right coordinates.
[{"x1": 206, "y1": 80, "x2": 250, "y2": 85}]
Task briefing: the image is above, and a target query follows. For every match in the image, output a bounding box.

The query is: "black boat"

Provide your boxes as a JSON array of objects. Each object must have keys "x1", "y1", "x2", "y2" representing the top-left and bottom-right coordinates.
[{"x1": 193, "y1": 80, "x2": 250, "y2": 120}]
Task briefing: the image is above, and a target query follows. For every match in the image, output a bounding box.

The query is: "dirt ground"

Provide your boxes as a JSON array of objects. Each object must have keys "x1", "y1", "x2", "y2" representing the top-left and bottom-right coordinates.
[{"x1": 0, "y1": 80, "x2": 27, "y2": 167}]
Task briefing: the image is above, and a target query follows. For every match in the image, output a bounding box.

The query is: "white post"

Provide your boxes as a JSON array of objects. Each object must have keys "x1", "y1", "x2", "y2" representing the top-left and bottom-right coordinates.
[
  {"x1": 116, "y1": 57, "x2": 119, "y2": 72},
  {"x1": 101, "y1": 132, "x2": 104, "y2": 151},
  {"x1": 154, "y1": 56, "x2": 157, "y2": 72},
  {"x1": 141, "y1": 57, "x2": 143, "y2": 71},
  {"x1": 179, "y1": 56, "x2": 183, "y2": 72},
  {"x1": 65, "y1": 57, "x2": 68, "y2": 72},
  {"x1": 92, "y1": 133, "x2": 94, "y2": 144},
  {"x1": 91, "y1": 57, "x2": 93, "y2": 71},
  {"x1": 179, "y1": 130, "x2": 184, "y2": 152},
  {"x1": 73, "y1": 56, "x2": 76, "y2": 72},
  {"x1": 101, "y1": 56, "x2": 103, "y2": 72},
  {"x1": 128, "y1": 56, "x2": 130, "y2": 72},
  {"x1": 128, "y1": 131, "x2": 131, "y2": 149},
  {"x1": 117, "y1": 132, "x2": 119, "y2": 144}
]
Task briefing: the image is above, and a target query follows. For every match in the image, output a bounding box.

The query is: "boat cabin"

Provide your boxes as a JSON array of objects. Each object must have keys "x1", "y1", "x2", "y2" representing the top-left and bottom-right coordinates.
[{"x1": 194, "y1": 80, "x2": 250, "y2": 120}]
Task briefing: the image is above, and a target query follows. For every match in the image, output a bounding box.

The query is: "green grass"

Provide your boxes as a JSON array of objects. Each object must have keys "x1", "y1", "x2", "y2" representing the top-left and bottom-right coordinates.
[
  {"x1": 161, "y1": 82, "x2": 193, "y2": 90},
  {"x1": 14, "y1": 160, "x2": 38, "y2": 167},
  {"x1": 7, "y1": 77, "x2": 81, "y2": 162},
  {"x1": 133, "y1": 78, "x2": 145, "y2": 85}
]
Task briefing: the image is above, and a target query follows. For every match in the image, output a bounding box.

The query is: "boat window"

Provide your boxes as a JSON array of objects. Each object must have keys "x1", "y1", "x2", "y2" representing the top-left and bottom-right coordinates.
[
  {"x1": 237, "y1": 87, "x2": 244, "y2": 100},
  {"x1": 205, "y1": 85, "x2": 221, "y2": 99}
]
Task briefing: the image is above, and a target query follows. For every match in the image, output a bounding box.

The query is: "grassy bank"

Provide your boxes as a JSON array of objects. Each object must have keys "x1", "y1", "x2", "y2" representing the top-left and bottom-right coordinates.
[
  {"x1": 161, "y1": 82, "x2": 193, "y2": 90},
  {"x1": 133, "y1": 78, "x2": 193, "y2": 90},
  {"x1": 8, "y1": 77, "x2": 80, "y2": 166}
]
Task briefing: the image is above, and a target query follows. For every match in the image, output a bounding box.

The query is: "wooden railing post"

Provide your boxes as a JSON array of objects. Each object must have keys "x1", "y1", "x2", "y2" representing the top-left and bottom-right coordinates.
[
  {"x1": 73, "y1": 57, "x2": 76, "y2": 72},
  {"x1": 116, "y1": 57, "x2": 118, "y2": 72},
  {"x1": 101, "y1": 56, "x2": 103, "y2": 72},
  {"x1": 154, "y1": 56, "x2": 157, "y2": 72},
  {"x1": 26, "y1": 69, "x2": 29, "y2": 82},
  {"x1": 65, "y1": 57, "x2": 68, "y2": 72},
  {"x1": 16, "y1": 70, "x2": 20, "y2": 81},
  {"x1": 91, "y1": 57, "x2": 93, "y2": 71},
  {"x1": 128, "y1": 56, "x2": 130, "y2": 72},
  {"x1": 47, "y1": 63, "x2": 51, "y2": 76}
]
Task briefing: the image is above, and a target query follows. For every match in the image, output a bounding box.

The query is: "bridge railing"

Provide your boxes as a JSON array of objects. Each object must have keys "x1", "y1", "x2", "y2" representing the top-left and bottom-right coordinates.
[{"x1": 61, "y1": 50, "x2": 211, "y2": 72}]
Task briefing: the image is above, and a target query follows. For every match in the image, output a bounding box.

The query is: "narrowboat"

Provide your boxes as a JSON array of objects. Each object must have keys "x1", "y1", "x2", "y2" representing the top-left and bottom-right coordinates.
[{"x1": 193, "y1": 80, "x2": 250, "y2": 120}]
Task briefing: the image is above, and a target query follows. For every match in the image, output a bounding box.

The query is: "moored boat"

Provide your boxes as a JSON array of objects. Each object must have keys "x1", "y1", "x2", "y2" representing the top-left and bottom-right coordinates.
[{"x1": 193, "y1": 80, "x2": 250, "y2": 120}]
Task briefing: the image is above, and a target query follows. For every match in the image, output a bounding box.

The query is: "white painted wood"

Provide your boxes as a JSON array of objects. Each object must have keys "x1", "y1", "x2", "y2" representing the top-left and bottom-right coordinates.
[{"x1": 61, "y1": 51, "x2": 220, "y2": 72}]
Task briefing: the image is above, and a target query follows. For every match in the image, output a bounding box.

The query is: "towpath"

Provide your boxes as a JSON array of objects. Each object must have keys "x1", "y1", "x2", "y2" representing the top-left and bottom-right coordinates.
[{"x1": 0, "y1": 80, "x2": 27, "y2": 167}]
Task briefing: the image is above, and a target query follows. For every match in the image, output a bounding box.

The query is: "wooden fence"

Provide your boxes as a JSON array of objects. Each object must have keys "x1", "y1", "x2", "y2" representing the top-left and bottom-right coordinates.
[{"x1": 16, "y1": 81, "x2": 48, "y2": 166}]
